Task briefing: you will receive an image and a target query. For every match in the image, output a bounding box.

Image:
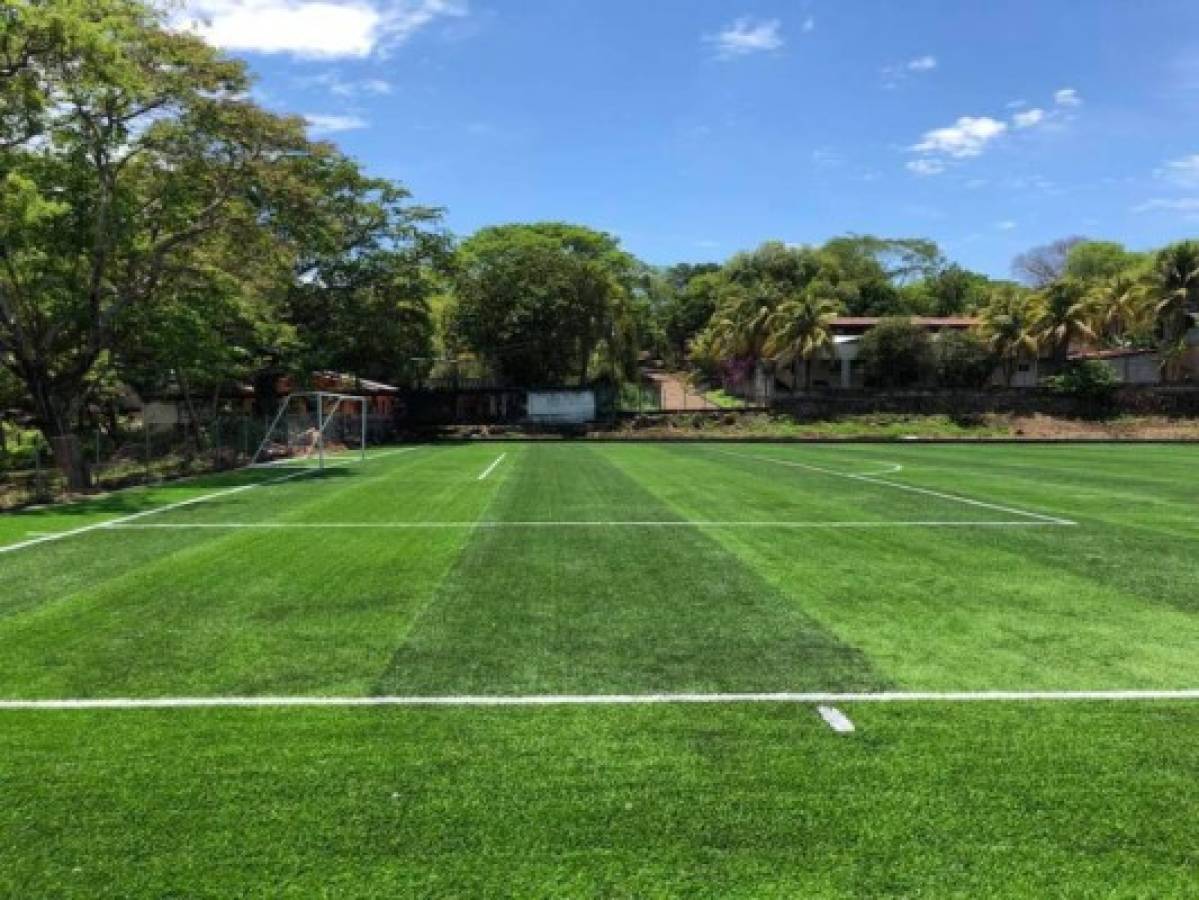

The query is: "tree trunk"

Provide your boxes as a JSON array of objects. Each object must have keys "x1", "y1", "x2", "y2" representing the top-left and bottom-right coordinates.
[{"x1": 22, "y1": 369, "x2": 92, "y2": 490}]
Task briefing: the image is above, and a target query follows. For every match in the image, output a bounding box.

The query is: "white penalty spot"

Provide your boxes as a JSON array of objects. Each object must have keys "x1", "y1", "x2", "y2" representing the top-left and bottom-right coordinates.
[{"x1": 817, "y1": 704, "x2": 855, "y2": 733}]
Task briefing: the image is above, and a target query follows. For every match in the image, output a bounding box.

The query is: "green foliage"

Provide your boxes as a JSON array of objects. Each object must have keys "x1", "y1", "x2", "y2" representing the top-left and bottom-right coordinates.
[
  {"x1": 448, "y1": 222, "x2": 638, "y2": 385},
  {"x1": 935, "y1": 330, "x2": 996, "y2": 389},
  {"x1": 981, "y1": 286, "x2": 1042, "y2": 386},
  {"x1": 857, "y1": 318, "x2": 935, "y2": 388},
  {"x1": 1065, "y1": 241, "x2": 1147, "y2": 282},
  {"x1": 1044, "y1": 358, "x2": 1120, "y2": 417}
]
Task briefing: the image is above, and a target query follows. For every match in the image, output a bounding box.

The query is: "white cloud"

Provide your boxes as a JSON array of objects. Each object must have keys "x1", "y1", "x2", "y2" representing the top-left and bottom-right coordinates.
[
  {"x1": 801, "y1": 16, "x2": 815, "y2": 33},
  {"x1": 1156, "y1": 153, "x2": 1199, "y2": 187},
  {"x1": 906, "y1": 158, "x2": 946, "y2": 176},
  {"x1": 911, "y1": 115, "x2": 1007, "y2": 158},
  {"x1": 1012, "y1": 107, "x2": 1045, "y2": 129},
  {"x1": 881, "y1": 54, "x2": 937, "y2": 87},
  {"x1": 1133, "y1": 197, "x2": 1199, "y2": 217},
  {"x1": 304, "y1": 112, "x2": 368, "y2": 134},
  {"x1": 1005, "y1": 99, "x2": 1027, "y2": 109},
  {"x1": 708, "y1": 17, "x2": 784, "y2": 59},
  {"x1": 995, "y1": 220, "x2": 1017, "y2": 230},
  {"x1": 907, "y1": 55, "x2": 937, "y2": 72},
  {"x1": 299, "y1": 71, "x2": 393, "y2": 96},
  {"x1": 1054, "y1": 87, "x2": 1082, "y2": 107},
  {"x1": 184, "y1": 0, "x2": 465, "y2": 59}
]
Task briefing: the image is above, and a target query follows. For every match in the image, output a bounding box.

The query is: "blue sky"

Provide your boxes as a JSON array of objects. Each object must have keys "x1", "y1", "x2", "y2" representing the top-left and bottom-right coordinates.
[{"x1": 183, "y1": 0, "x2": 1199, "y2": 276}]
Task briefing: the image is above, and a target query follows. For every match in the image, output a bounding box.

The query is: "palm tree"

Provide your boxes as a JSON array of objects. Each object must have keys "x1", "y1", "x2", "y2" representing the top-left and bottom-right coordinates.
[
  {"x1": 707, "y1": 285, "x2": 779, "y2": 361},
  {"x1": 763, "y1": 293, "x2": 840, "y2": 390},
  {"x1": 1088, "y1": 275, "x2": 1151, "y2": 346},
  {"x1": 1034, "y1": 278, "x2": 1096, "y2": 371},
  {"x1": 981, "y1": 287, "x2": 1042, "y2": 387},
  {"x1": 1149, "y1": 242, "x2": 1199, "y2": 382},
  {"x1": 1151, "y1": 241, "x2": 1199, "y2": 343}
]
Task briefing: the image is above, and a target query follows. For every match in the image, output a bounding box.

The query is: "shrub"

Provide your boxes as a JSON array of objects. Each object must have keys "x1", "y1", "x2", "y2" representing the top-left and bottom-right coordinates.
[
  {"x1": 858, "y1": 318, "x2": 935, "y2": 389},
  {"x1": 1044, "y1": 359, "x2": 1119, "y2": 418},
  {"x1": 935, "y1": 330, "x2": 996, "y2": 389}
]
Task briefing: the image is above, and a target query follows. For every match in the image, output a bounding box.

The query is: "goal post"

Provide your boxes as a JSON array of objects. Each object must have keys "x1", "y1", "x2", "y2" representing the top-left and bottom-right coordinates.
[{"x1": 251, "y1": 392, "x2": 368, "y2": 470}]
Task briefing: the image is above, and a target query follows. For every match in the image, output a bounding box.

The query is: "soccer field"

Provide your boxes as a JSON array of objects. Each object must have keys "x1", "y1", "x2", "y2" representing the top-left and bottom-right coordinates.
[{"x1": 2, "y1": 441, "x2": 1198, "y2": 895}]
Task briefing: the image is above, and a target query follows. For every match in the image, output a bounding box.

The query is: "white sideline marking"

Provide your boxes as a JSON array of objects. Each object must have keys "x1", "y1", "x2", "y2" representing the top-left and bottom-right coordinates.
[
  {"x1": 0, "y1": 468, "x2": 317, "y2": 556},
  {"x1": 108, "y1": 520, "x2": 1066, "y2": 530},
  {"x1": 2, "y1": 690, "x2": 1198, "y2": 710},
  {"x1": 716, "y1": 449, "x2": 1076, "y2": 526},
  {"x1": 477, "y1": 453, "x2": 506, "y2": 481},
  {"x1": 817, "y1": 705, "x2": 855, "y2": 733}
]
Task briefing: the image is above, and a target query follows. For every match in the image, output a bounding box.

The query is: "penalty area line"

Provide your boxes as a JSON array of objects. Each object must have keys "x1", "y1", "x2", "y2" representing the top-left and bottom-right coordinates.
[
  {"x1": 715, "y1": 449, "x2": 1076, "y2": 526},
  {"x1": 105, "y1": 519, "x2": 1072, "y2": 530},
  {"x1": 0, "y1": 467, "x2": 317, "y2": 557},
  {"x1": 3, "y1": 690, "x2": 1199, "y2": 710},
  {"x1": 477, "y1": 453, "x2": 507, "y2": 481}
]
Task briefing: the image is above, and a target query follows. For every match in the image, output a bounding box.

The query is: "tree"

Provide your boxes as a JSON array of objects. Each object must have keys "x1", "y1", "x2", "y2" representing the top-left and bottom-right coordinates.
[
  {"x1": 763, "y1": 292, "x2": 839, "y2": 390},
  {"x1": 921, "y1": 264, "x2": 992, "y2": 316},
  {"x1": 1064, "y1": 241, "x2": 1146, "y2": 283},
  {"x1": 1012, "y1": 236, "x2": 1087, "y2": 287},
  {"x1": 662, "y1": 270, "x2": 722, "y2": 362},
  {"x1": 280, "y1": 150, "x2": 449, "y2": 388},
  {"x1": 448, "y1": 223, "x2": 638, "y2": 385},
  {"x1": 1150, "y1": 241, "x2": 1199, "y2": 342},
  {"x1": 981, "y1": 287, "x2": 1042, "y2": 386},
  {"x1": 1034, "y1": 279, "x2": 1096, "y2": 370},
  {"x1": 935, "y1": 330, "x2": 995, "y2": 389},
  {"x1": 0, "y1": 0, "x2": 311, "y2": 486},
  {"x1": 1088, "y1": 275, "x2": 1152, "y2": 346},
  {"x1": 857, "y1": 318, "x2": 935, "y2": 389}
]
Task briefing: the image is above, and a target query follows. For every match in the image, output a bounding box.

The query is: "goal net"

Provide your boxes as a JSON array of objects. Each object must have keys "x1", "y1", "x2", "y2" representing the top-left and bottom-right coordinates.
[{"x1": 251, "y1": 392, "x2": 368, "y2": 469}]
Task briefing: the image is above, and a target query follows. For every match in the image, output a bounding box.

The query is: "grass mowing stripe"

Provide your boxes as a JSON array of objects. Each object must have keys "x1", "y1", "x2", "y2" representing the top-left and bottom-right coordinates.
[
  {"x1": 105, "y1": 519, "x2": 1068, "y2": 529},
  {"x1": 376, "y1": 443, "x2": 888, "y2": 694},
  {"x1": 0, "y1": 446, "x2": 514, "y2": 697}
]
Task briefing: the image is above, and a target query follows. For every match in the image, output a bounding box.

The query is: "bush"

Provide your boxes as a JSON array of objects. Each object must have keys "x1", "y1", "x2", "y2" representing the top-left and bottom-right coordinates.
[
  {"x1": 1044, "y1": 359, "x2": 1119, "y2": 418},
  {"x1": 858, "y1": 318, "x2": 936, "y2": 389},
  {"x1": 935, "y1": 330, "x2": 995, "y2": 389}
]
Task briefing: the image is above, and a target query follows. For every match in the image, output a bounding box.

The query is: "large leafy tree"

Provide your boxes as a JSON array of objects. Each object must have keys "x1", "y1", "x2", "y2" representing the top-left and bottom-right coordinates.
[
  {"x1": 0, "y1": 0, "x2": 309, "y2": 486},
  {"x1": 448, "y1": 223, "x2": 639, "y2": 385},
  {"x1": 857, "y1": 318, "x2": 935, "y2": 389},
  {"x1": 1088, "y1": 275, "x2": 1152, "y2": 346},
  {"x1": 280, "y1": 150, "x2": 449, "y2": 388}
]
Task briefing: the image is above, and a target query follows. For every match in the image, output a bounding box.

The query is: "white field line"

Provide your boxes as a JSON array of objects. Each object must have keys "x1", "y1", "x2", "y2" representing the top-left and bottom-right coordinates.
[
  {"x1": 477, "y1": 452, "x2": 507, "y2": 481},
  {"x1": 108, "y1": 520, "x2": 1067, "y2": 530},
  {"x1": 817, "y1": 705, "x2": 855, "y2": 733},
  {"x1": 0, "y1": 468, "x2": 317, "y2": 556},
  {"x1": 715, "y1": 449, "x2": 1076, "y2": 526},
  {"x1": 2, "y1": 690, "x2": 1199, "y2": 710}
]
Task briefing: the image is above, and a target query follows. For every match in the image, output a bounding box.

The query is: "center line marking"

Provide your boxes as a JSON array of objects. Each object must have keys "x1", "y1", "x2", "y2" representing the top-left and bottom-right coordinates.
[
  {"x1": 478, "y1": 453, "x2": 507, "y2": 481},
  {"x1": 817, "y1": 705, "x2": 856, "y2": 733}
]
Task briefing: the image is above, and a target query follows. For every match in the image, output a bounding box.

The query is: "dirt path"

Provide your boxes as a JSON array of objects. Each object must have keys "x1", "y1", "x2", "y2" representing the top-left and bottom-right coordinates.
[{"x1": 645, "y1": 372, "x2": 718, "y2": 410}]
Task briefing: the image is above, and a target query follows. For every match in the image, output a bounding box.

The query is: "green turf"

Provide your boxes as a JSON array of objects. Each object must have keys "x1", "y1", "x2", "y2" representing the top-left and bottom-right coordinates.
[
  {"x1": 1, "y1": 703, "x2": 1196, "y2": 897},
  {"x1": 2, "y1": 440, "x2": 1199, "y2": 894}
]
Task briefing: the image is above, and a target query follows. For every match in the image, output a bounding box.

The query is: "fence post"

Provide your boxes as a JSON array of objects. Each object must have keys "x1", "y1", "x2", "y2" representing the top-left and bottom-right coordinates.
[{"x1": 144, "y1": 418, "x2": 151, "y2": 480}]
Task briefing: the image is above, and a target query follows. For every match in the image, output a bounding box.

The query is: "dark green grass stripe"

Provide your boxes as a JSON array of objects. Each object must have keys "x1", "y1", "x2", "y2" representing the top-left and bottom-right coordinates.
[{"x1": 377, "y1": 443, "x2": 889, "y2": 694}]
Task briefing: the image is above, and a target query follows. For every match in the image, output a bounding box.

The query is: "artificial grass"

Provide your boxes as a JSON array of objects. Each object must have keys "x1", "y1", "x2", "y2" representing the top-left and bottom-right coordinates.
[
  {"x1": 1, "y1": 702, "x2": 1196, "y2": 897},
  {"x1": 1, "y1": 441, "x2": 1199, "y2": 694},
  {"x1": 3, "y1": 440, "x2": 1199, "y2": 895}
]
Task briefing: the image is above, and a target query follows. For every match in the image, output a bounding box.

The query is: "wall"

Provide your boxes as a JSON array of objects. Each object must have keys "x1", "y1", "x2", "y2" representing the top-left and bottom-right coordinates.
[{"x1": 771, "y1": 386, "x2": 1199, "y2": 420}]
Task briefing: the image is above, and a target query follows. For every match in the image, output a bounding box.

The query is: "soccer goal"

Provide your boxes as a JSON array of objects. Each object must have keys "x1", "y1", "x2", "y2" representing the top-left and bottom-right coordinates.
[{"x1": 251, "y1": 392, "x2": 368, "y2": 470}]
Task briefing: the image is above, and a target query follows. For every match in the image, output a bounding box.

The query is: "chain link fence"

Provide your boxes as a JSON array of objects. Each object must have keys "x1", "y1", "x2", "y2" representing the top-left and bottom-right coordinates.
[{"x1": 0, "y1": 415, "x2": 275, "y2": 510}]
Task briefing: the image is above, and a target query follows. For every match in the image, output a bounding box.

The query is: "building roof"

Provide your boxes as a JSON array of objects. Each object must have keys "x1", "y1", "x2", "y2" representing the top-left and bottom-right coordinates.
[
  {"x1": 310, "y1": 371, "x2": 400, "y2": 394},
  {"x1": 831, "y1": 316, "x2": 979, "y2": 329},
  {"x1": 1069, "y1": 347, "x2": 1158, "y2": 361}
]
